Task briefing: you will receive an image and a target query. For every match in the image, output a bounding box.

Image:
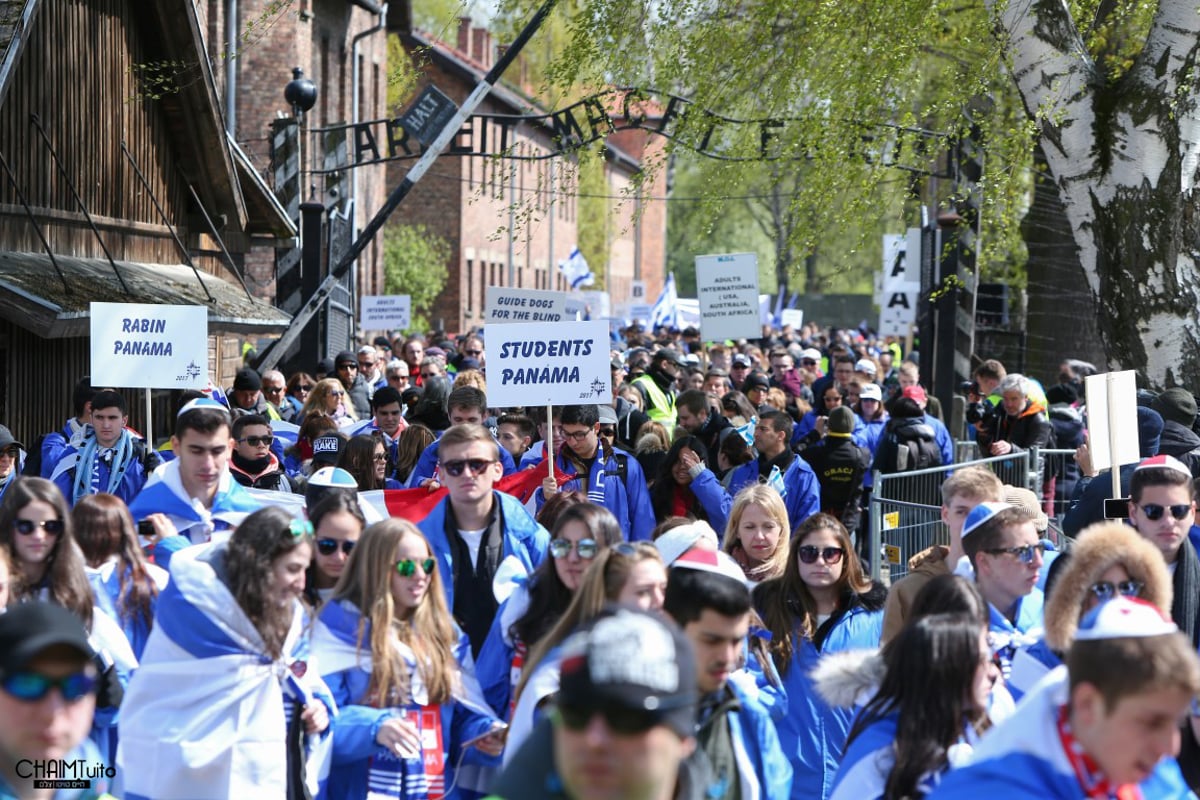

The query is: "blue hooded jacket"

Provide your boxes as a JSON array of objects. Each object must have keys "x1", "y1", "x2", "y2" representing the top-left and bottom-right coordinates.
[
  {"x1": 750, "y1": 582, "x2": 887, "y2": 800},
  {"x1": 534, "y1": 447, "x2": 655, "y2": 541},
  {"x1": 719, "y1": 454, "x2": 822, "y2": 534}
]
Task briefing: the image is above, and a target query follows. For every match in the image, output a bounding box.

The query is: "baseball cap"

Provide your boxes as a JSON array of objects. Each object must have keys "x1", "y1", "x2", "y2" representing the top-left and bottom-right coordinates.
[
  {"x1": 311, "y1": 434, "x2": 345, "y2": 466},
  {"x1": 654, "y1": 349, "x2": 686, "y2": 366},
  {"x1": 557, "y1": 606, "x2": 697, "y2": 738},
  {"x1": 1074, "y1": 596, "x2": 1178, "y2": 641},
  {"x1": 0, "y1": 602, "x2": 93, "y2": 677},
  {"x1": 654, "y1": 521, "x2": 720, "y2": 565},
  {"x1": 671, "y1": 545, "x2": 749, "y2": 585},
  {"x1": 859, "y1": 384, "x2": 882, "y2": 402},
  {"x1": 334, "y1": 350, "x2": 357, "y2": 367},
  {"x1": 901, "y1": 385, "x2": 927, "y2": 404},
  {"x1": 0, "y1": 424, "x2": 25, "y2": 451},
  {"x1": 732, "y1": 354, "x2": 752, "y2": 368},
  {"x1": 961, "y1": 501, "x2": 1015, "y2": 539},
  {"x1": 800, "y1": 348, "x2": 821, "y2": 363},
  {"x1": 854, "y1": 358, "x2": 877, "y2": 376},
  {"x1": 743, "y1": 372, "x2": 770, "y2": 391}
]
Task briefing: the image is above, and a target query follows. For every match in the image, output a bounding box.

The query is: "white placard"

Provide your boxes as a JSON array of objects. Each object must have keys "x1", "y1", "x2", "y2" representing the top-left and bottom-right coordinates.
[
  {"x1": 781, "y1": 308, "x2": 804, "y2": 329},
  {"x1": 578, "y1": 290, "x2": 611, "y2": 319},
  {"x1": 487, "y1": 320, "x2": 612, "y2": 407},
  {"x1": 1085, "y1": 370, "x2": 1140, "y2": 472},
  {"x1": 90, "y1": 302, "x2": 208, "y2": 389},
  {"x1": 361, "y1": 295, "x2": 411, "y2": 330},
  {"x1": 696, "y1": 253, "x2": 761, "y2": 341},
  {"x1": 485, "y1": 287, "x2": 567, "y2": 324},
  {"x1": 878, "y1": 288, "x2": 919, "y2": 337}
]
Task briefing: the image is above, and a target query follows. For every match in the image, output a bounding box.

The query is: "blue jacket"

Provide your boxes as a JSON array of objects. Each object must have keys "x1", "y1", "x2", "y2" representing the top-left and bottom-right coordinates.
[
  {"x1": 725, "y1": 455, "x2": 821, "y2": 534},
  {"x1": 925, "y1": 413, "x2": 955, "y2": 467},
  {"x1": 313, "y1": 601, "x2": 499, "y2": 800},
  {"x1": 418, "y1": 492, "x2": 549, "y2": 611},
  {"x1": 47, "y1": 433, "x2": 159, "y2": 508},
  {"x1": 831, "y1": 712, "x2": 977, "y2": 800},
  {"x1": 853, "y1": 415, "x2": 888, "y2": 489},
  {"x1": 409, "y1": 436, "x2": 517, "y2": 487},
  {"x1": 536, "y1": 447, "x2": 655, "y2": 541},
  {"x1": 750, "y1": 582, "x2": 887, "y2": 800},
  {"x1": 723, "y1": 679, "x2": 795, "y2": 799},
  {"x1": 474, "y1": 583, "x2": 533, "y2": 718}
]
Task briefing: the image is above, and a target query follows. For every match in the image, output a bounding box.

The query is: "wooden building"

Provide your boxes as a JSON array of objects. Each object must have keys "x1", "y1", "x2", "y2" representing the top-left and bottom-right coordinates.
[{"x1": 0, "y1": 0, "x2": 293, "y2": 445}]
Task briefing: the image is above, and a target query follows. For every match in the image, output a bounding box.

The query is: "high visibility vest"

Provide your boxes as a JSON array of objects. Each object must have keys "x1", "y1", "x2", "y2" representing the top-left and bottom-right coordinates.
[{"x1": 633, "y1": 374, "x2": 677, "y2": 429}]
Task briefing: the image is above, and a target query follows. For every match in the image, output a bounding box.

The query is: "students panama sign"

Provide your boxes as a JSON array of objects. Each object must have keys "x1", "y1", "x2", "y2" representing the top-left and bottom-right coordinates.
[{"x1": 486, "y1": 320, "x2": 611, "y2": 407}]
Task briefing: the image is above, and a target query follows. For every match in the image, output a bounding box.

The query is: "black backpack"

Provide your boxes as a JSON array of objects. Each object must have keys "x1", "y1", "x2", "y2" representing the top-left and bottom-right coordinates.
[{"x1": 887, "y1": 423, "x2": 942, "y2": 473}]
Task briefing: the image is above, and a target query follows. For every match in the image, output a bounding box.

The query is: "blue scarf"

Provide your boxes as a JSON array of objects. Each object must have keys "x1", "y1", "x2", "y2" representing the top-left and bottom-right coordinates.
[{"x1": 71, "y1": 429, "x2": 136, "y2": 505}]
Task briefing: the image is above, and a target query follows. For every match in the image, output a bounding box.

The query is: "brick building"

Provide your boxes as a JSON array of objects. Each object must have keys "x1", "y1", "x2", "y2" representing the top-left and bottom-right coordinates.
[{"x1": 389, "y1": 17, "x2": 668, "y2": 334}]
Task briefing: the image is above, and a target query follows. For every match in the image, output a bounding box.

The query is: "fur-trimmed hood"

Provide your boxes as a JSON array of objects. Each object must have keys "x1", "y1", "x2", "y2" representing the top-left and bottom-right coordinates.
[
  {"x1": 1044, "y1": 521, "x2": 1173, "y2": 652},
  {"x1": 811, "y1": 648, "x2": 883, "y2": 709},
  {"x1": 855, "y1": 580, "x2": 890, "y2": 612}
]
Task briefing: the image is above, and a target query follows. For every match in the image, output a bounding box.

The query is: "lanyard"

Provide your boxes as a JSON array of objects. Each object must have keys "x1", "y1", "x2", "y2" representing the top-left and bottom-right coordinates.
[{"x1": 1056, "y1": 704, "x2": 1142, "y2": 800}]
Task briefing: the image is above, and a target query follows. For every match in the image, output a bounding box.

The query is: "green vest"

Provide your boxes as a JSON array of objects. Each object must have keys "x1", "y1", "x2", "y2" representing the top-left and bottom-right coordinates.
[{"x1": 634, "y1": 373, "x2": 677, "y2": 429}]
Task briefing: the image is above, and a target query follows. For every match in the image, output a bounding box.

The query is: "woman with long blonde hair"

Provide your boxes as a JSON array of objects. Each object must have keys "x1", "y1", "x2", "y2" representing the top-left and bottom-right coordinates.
[
  {"x1": 751, "y1": 513, "x2": 887, "y2": 800},
  {"x1": 299, "y1": 377, "x2": 357, "y2": 427},
  {"x1": 312, "y1": 518, "x2": 503, "y2": 799},
  {"x1": 723, "y1": 483, "x2": 791, "y2": 582},
  {"x1": 504, "y1": 541, "x2": 667, "y2": 761}
]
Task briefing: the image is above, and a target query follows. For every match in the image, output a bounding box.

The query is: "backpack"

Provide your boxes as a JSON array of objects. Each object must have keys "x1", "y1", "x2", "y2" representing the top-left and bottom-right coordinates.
[{"x1": 887, "y1": 423, "x2": 942, "y2": 473}]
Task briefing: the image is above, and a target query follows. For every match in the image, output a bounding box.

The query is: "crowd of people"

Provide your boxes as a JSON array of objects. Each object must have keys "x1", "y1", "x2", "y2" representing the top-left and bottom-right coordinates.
[{"x1": 2, "y1": 322, "x2": 1200, "y2": 799}]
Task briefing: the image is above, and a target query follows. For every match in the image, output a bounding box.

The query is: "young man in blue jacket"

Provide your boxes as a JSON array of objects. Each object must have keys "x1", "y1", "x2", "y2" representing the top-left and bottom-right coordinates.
[
  {"x1": 539, "y1": 403, "x2": 655, "y2": 541},
  {"x1": 665, "y1": 549, "x2": 793, "y2": 799},
  {"x1": 417, "y1": 423, "x2": 549, "y2": 658},
  {"x1": 48, "y1": 389, "x2": 160, "y2": 507}
]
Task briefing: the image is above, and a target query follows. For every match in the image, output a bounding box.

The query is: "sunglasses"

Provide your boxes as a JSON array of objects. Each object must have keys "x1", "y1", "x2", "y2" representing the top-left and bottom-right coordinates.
[
  {"x1": 373, "y1": 453, "x2": 388, "y2": 462},
  {"x1": 298, "y1": 385, "x2": 315, "y2": 392},
  {"x1": 0, "y1": 448, "x2": 19, "y2": 459},
  {"x1": 798, "y1": 545, "x2": 844, "y2": 565},
  {"x1": 395, "y1": 558, "x2": 436, "y2": 577},
  {"x1": 983, "y1": 543, "x2": 1046, "y2": 564},
  {"x1": 442, "y1": 459, "x2": 496, "y2": 477},
  {"x1": 1139, "y1": 503, "x2": 1192, "y2": 521},
  {"x1": 330, "y1": 390, "x2": 345, "y2": 397},
  {"x1": 338, "y1": 363, "x2": 357, "y2": 370},
  {"x1": 598, "y1": 426, "x2": 616, "y2": 438},
  {"x1": 550, "y1": 538, "x2": 599, "y2": 559},
  {"x1": 1089, "y1": 579, "x2": 1144, "y2": 602},
  {"x1": 2, "y1": 670, "x2": 97, "y2": 703},
  {"x1": 14, "y1": 519, "x2": 64, "y2": 536},
  {"x1": 464, "y1": 349, "x2": 483, "y2": 357},
  {"x1": 421, "y1": 372, "x2": 438, "y2": 379},
  {"x1": 238, "y1": 435, "x2": 274, "y2": 447},
  {"x1": 555, "y1": 703, "x2": 662, "y2": 735},
  {"x1": 316, "y1": 538, "x2": 355, "y2": 556},
  {"x1": 289, "y1": 519, "x2": 313, "y2": 538}
]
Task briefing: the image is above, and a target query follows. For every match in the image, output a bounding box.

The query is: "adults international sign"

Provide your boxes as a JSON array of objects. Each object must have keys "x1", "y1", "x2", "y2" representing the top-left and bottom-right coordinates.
[{"x1": 696, "y1": 253, "x2": 761, "y2": 341}]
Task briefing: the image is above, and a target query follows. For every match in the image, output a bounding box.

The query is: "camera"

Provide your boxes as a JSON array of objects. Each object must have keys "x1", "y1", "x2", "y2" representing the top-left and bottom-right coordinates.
[{"x1": 959, "y1": 381, "x2": 998, "y2": 425}]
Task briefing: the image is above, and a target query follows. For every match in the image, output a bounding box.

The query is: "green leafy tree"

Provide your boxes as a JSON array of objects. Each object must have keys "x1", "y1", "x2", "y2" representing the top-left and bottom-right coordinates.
[{"x1": 383, "y1": 223, "x2": 451, "y2": 332}]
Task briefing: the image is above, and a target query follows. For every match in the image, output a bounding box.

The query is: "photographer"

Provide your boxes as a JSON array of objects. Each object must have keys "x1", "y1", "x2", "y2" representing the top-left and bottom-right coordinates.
[{"x1": 975, "y1": 373, "x2": 1053, "y2": 456}]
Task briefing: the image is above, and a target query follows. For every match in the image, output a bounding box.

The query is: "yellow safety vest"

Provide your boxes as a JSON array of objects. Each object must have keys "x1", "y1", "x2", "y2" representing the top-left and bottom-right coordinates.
[{"x1": 634, "y1": 374, "x2": 677, "y2": 429}]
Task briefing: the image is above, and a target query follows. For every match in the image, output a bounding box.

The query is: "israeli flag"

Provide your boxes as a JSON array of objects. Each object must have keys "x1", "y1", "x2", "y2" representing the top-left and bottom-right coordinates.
[
  {"x1": 649, "y1": 272, "x2": 678, "y2": 330},
  {"x1": 558, "y1": 246, "x2": 594, "y2": 290}
]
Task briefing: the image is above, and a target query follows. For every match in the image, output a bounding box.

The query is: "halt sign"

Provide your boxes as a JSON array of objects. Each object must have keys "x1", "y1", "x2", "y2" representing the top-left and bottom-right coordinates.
[
  {"x1": 90, "y1": 302, "x2": 208, "y2": 389},
  {"x1": 487, "y1": 319, "x2": 611, "y2": 407}
]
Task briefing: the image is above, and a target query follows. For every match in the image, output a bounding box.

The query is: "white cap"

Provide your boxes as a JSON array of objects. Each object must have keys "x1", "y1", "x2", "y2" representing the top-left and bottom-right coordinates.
[
  {"x1": 854, "y1": 358, "x2": 877, "y2": 376},
  {"x1": 1074, "y1": 596, "x2": 1178, "y2": 641},
  {"x1": 800, "y1": 348, "x2": 822, "y2": 362},
  {"x1": 859, "y1": 383, "x2": 882, "y2": 401},
  {"x1": 670, "y1": 546, "x2": 750, "y2": 586}
]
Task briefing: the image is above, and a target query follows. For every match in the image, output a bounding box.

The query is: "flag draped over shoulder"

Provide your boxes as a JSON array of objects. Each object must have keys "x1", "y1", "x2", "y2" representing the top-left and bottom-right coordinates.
[{"x1": 359, "y1": 461, "x2": 573, "y2": 524}]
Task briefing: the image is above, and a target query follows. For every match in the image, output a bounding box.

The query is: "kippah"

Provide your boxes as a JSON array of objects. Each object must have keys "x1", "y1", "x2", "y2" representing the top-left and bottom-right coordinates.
[
  {"x1": 1074, "y1": 596, "x2": 1178, "y2": 641},
  {"x1": 961, "y1": 501, "x2": 1014, "y2": 539}
]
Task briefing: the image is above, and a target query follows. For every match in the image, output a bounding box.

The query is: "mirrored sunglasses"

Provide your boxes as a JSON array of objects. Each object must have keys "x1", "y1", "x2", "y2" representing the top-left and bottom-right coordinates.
[
  {"x1": 442, "y1": 459, "x2": 496, "y2": 477},
  {"x1": 395, "y1": 558, "x2": 436, "y2": 577},
  {"x1": 1140, "y1": 503, "x2": 1191, "y2": 521},
  {"x1": 14, "y1": 519, "x2": 64, "y2": 536},
  {"x1": 549, "y1": 538, "x2": 598, "y2": 560},
  {"x1": 1088, "y1": 579, "x2": 1144, "y2": 602},
  {"x1": 1, "y1": 670, "x2": 97, "y2": 703},
  {"x1": 316, "y1": 538, "x2": 355, "y2": 556}
]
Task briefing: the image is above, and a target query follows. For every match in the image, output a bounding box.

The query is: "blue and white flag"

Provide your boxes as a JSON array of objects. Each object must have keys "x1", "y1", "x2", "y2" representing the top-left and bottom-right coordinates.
[
  {"x1": 557, "y1": 246, "x2": 594, "y2": 290},
  {"x1": 649, "y1": 272, "x2": 679, "y2": 330}
]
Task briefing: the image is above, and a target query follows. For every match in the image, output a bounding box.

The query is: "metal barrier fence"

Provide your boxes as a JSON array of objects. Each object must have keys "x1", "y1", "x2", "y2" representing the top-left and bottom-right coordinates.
[{"x1": 868, "y1": 451, "x2": 1035, "y2": 583}]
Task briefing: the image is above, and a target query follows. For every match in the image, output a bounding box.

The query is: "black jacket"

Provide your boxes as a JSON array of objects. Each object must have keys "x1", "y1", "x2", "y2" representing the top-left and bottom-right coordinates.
[
  {"x1": 801, "y1": 434, "x2": 872, "y2": 531},
  {"x1": 1158, "y1": 420, "x2": 1200, "y2": 478}
]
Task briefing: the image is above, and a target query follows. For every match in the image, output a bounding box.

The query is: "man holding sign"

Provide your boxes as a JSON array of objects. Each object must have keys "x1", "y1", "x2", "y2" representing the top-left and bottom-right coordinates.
[{"x1": 539, "y1": 404, "x2": 655, "y2": 542}]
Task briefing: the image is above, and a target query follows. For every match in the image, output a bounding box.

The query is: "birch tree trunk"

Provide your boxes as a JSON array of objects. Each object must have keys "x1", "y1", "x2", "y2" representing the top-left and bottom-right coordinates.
[{"x1": 990, "y1": 0, "x2": 1200, "y2": 388}]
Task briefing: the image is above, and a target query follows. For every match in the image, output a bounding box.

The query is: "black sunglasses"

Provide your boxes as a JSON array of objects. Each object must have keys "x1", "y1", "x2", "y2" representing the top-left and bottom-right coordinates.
[
  {"x1": 555, "y1": 703, "x2": 663, "y2": 735},
  {"x1": 2, "y1": 670, "x2": 97, "y2": 702},
  {"x1": 1089, "y1": 580, "x2": 1144, "y2": 602},
  {"x1": 238, "y1": 435, "x2": 274, "y2": 447},
  {"x1": 1139, "y1": 503, "x2": 1192, "y2": 521},
  {"x1": 316, "y1": 538, "x2": 355, "y2": 556},
  {"x1": 442, "y1": 459, "x2": 496, "y2": 477},
  {"x1": 983, "y1": 543, "x2": 1046, "y2": 564},
  {"x1": 798, "y1": 545, "x2": 844, "y2": 565},
  {"x1": 395, "y1": 558, "x2": 436, "y2": 577},
  {"x1": 14, "y1": 519, "x2": 64, "y2": 536}
]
